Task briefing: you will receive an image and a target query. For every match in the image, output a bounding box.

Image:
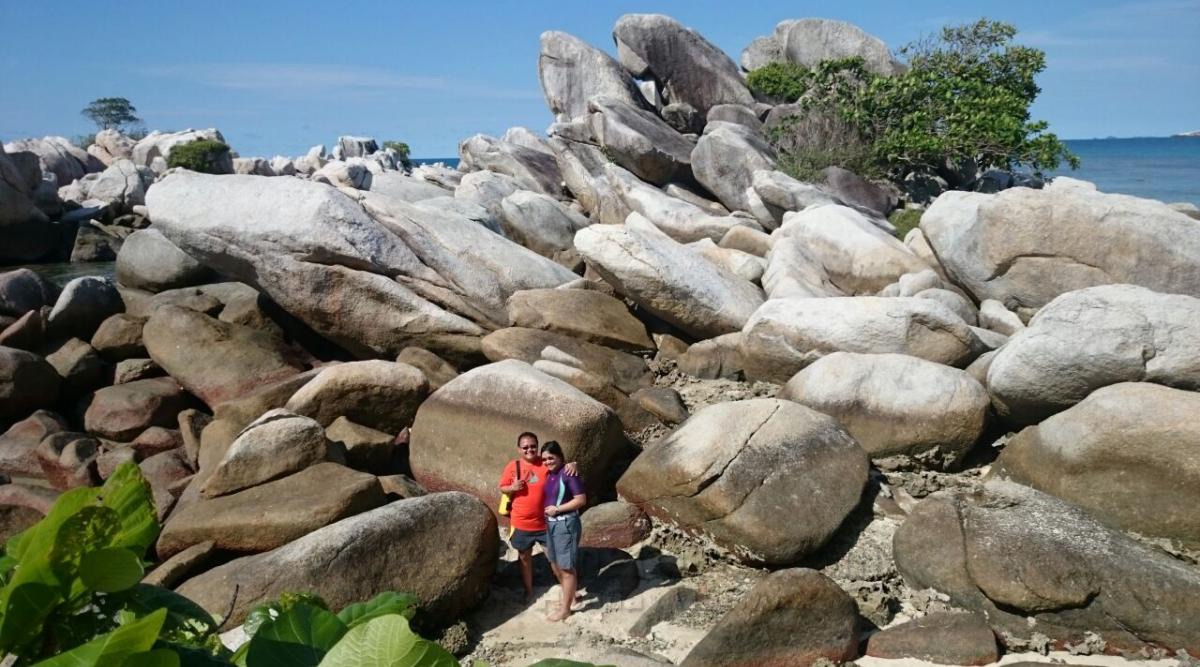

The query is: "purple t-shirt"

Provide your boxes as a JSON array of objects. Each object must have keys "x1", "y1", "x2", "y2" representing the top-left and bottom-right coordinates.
[{"x1": 543, "y1": 467, "x2": 585, "y2": 510}]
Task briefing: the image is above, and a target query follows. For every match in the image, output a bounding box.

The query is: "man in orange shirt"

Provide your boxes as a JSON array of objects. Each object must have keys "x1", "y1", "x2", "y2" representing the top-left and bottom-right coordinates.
[{"x1": 498, "y1": 431, "x2": 578, "y2": 603}]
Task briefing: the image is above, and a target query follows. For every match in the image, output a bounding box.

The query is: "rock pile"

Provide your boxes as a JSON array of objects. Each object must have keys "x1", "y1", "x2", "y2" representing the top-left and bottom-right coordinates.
[{"x1": 2, "y1": 10, "x2": 1199, "y2": 664}]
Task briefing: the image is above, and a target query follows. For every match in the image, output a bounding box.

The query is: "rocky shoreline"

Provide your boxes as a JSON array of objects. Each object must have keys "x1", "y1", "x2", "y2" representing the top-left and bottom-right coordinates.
[{"x1": 4, "y1": 12, "x2": 1200, "y2": 667}]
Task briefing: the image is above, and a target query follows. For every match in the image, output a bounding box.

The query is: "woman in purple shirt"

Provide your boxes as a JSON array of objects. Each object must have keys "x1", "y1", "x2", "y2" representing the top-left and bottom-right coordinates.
[{"x1": 540, "y1": 440, "x2": 586, "y2": 622}]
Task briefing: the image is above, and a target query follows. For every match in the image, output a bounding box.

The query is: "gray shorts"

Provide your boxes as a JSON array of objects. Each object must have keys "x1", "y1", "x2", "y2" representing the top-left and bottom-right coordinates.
[{"x1": 545, "y1": 513, "x2": 582, "y2": 570}]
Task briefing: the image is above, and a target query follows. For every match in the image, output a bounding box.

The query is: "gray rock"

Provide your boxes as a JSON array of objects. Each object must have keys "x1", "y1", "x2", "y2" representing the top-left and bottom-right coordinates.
[
  {"x1": 921, "y1": 186, "x2": 1200, "y2": 315},
  {"x1": 175, "y1": 492, "x2": 497, "y2": 627},
  {"x1": 454, "y1": 169, "x2": 521, "y2": 222},
  {"x1": 691, "y1": 122, "x2": 778, "y2": 226},
  {"x1": 613, "y1": 14, "x2": 755, "y2": 116},
  {"x1": 779, "y1": 352, "x2": 989, "y2": 468},
  {"x1": 90, "y1": 313, "x2": 146, "y2": 360},
  {"x1": 368, "y1": 172, "x2": 449, "y2": 203},
  {"x1": 395, "y1": 347, "x2": 458, "y2": 392},
  {"x1": 0, "y1": 410, "x2": 66, "y2": 477},
  {"x1": 201, "y1": 409, "x2": 330, "y2": 498},
  {"x1": 575, "y1": 213, "x2": 764, "y2": 339},
  {"x1": 45, "y1": 337, "x2": 107, "y2": 396},
  {"x1": 606, "y1": 164, "x2": 755, "y2": 244},
  {"x1": 4, "y1": 135, "x2": 100, "y2": 185},
  {"x1": 866, "y1": 612, "x2": 998, "y2": 665},
  {"x1": 619, "y1": 399, "x2": 868, "y2": 565},
  {"x1": 978, "y1": 299, "x2": 1025, "y2": 336},
  {"x1": 481, "y1": 327, "x2": 651, "y2": 395},
  {"x1": 631, "y1": 387, "x2": 689, "y2": 425},
  {"x1": 741, "y1": 297, "x2": 980, "y2": 383},
  {"x1": 894, "y1": 480, "x2": 1200, "y2": 654},
  {"x1": 131, "y1": 129, "x2": 231, "y2": 173},
  {"x1": 682, "y1": 568, "x2": 860, "y2": 666},
  {"x1": 116, "y1": 229, "x2": 213, "y2": 293},
  {"x1": 719, "y1": 225, "x2": 771, "y2": 257},
  {"x1": 821, "y1": 166, "x2": 898, "y2": 218},
  {"x1": 991, "y1": 382, "x2": 1200, "y2": 546},
  {"x1": 414, "y1": 196, "x2": 502, "y2": 235},
  {"x1": 547, "y1": 134, "x2": 631, "y2": 226},
  {"x1": 284, "y1": 360, "x2": 429, "y2": 434},
  {"x1": 0, "y1": 346, "x2": 61, "y2": 421},
  {"x1": 588, "y1": 96, "x2": 694, "y2": 185},
  {"x1": 47, "y1": 276, "x2": 123, "y2": 340},
  {"x1": 83, "y1": 377, "x2": 195, "y2": 441},
  {"x1": 0, "y1": 268, "x2": 59, "y2": 318},
  {"x1": 987, "y1": 284, "x2": 1200, "y2": 425},
  {"x1": 86, "y1": 159, "x2": 153, "y2": 211},
  {"x1": 506, "y1": 288, "x2": 652, "y2": 351},
  {"x1": 538, "y1": 31, "x2": 646, "y2": 121},
  {"x1": 751, "y1": 169, "x2": 840, "y2": 222},
  {"x1": 676, "y1": 333, "x2": 744, "y2": 380},
  {"x1": 706, "y1": 104, "x2": 764, "y2": 132},
  {"x1": 333, "y1": 136, "x2": 378, "y2": 159},
  {"x1": 498, "y1": 190, "x2": 590, "y2": 259},
  {"x1": 325, "y1": 417, "x2": 394, "y2": 473},
  {"x1": 458, "y1": 134, "x2": 562, "y2": 198},
  {"x1": 776, "y1": 19, "x2": 904, "y2": 75}
]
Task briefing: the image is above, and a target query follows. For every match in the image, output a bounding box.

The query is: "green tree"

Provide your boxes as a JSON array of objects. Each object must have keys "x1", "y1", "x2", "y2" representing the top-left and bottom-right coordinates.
[
  {"x1": 81, "y1": 97, "x2": 143, "y2": 132},
  {"x1": 383, "y1": 141, "x2": 412, "y2": 169},
  {"x1": 756, "y1": 19, "x2": 1078, "y2": 182},
  {"x1": 167, "y1": 139, "x2": 232, "y2": 174}
]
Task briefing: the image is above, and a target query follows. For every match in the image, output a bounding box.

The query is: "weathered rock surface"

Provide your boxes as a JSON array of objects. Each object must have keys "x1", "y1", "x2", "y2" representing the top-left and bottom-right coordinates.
[
  {"x1": 821, "y1": 166, "x2": 898, "y2": 219},
  {"x1": 158, "y1": 462, "x2": 385, "y2": 558},
  {"x1": 618, "y1": 399, "x2": 868, "y2": 565},
  {"x1": 866, "y1": 612, "x2": 998, "y2": 665},
  {"x1": 395, "y1": 347, "x2": 458, "y2": 392},
  {"x1": 606, "y1": 164, "x2": 753, "y2": 243},
  {"x1": 740, "y1": 297, "x2": 979, "y2": 383},
  {"x1": 691, "y1": 122, "x2": 777, "y2": 226},
  {"x1": 325, "y1": 417, "x2": 394, "y2": 473},
  {"x1": 588, "y1": 96, "x2": 694, "y2": 185},
  {"x1": 116, "y1": 229, "x2": 213, "y2": 293},
  {"x1": 47, "y1": 276, "x2": 123, "y2": 340},
  {"x1": 682, "y1": 568, "x2": 860, "y2": 667},
  {"x1": 90, "y1": 314, "x2": 146, "y2": 360},
  {"x1": 575, "y1": 213, "x2": 764, "y2": 339},
  {"x1": 143, "y1": 305, "x2": 305, "y2": 408},
  {"x1": 0, "y1": 268, "x2": 59, "y2": 318},
  {"x1": 497, "y1": 190, "x2": 590, "y2": 259},
  {"x1": 991, "y1": 382, "x2": 1200, "y2": 546},
  {"x1": 410, "y1": 360, "x2": 626, "y2": 508},
  {"x1": 176, "y1": 492, "x2": 497, "y2": 626},
  {"x1": 613, "y1": 14, "x2": 755, "y2": 116},
  {"x1": 986, "y1": 284, "x2": 1200, "y2": 424},
  {"x1": 45, "y1": 338, "x2": 107, "y2": 396},
  {"x1": 0, "y1": 346, "x2": 61, "y2": 420},
  {"x1": 459, "y1": 134, "x2": 562, "y2": 198},
  {"x1": 506, "y1": 288, "x2": 652, "y2": 351},
  {"x1": 894, "y1": 480, "x2": 1200, "y2": 654},
  {"x1": 366, "y1": 172, "x2": 448, "y2": 203},
  {"x1": 481, "y1": 327, "x2": 651, "y2": 394},
  {"x1": 0, "y1": 410, "x2": 66, "y2": 477},
  {"x1": 4, "y1": 135, "x2": 100, "y2": 185},
  {"x1": 780, "y1": 353, "x2": 989, "y2": 468},
  {"x1": 83, "y1": 377, "x2": 195, "y2": 441},
  {"x1": 284, "y1": 360, "x2": 428, "y2": 434},
  {"x1": 132, "y1": 128, "x2": 231, "y2": 173},
  {"x1": 780, "y1": 19, "x2": 902, "y2": 75},
  {"x1": 921, "y1": 186, "x2": 1200, "y2": 315},
  {"x1": 201, "y1": 409, "x2": 330, "y2": 498},
  {"x1": 581, "y1": 501, "x2": 652, "y2": 549}
]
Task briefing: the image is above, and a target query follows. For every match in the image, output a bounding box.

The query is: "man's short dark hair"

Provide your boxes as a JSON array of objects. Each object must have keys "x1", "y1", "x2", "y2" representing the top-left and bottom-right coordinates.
[
  {"x1": 516, "y1": 432, "x2": 538, "y2": 445},
  {"x1": 540, "y1": 440, "x2": 564, "y2": 458}
]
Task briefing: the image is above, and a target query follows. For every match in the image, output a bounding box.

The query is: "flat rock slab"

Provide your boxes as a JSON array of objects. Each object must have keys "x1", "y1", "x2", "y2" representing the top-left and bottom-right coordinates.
[
  {"x1": 84, "y1": 377, "x2": 197, "y2": 441},
  {"x1": 506, "y1": 287, "x2": 652, "y2": 351},
  {"x1": 158, "y1": 462, "x2": 385, "y2": 558},
  {"x1": 866, "y1": 612, "x2": 998, "y2": 665}
]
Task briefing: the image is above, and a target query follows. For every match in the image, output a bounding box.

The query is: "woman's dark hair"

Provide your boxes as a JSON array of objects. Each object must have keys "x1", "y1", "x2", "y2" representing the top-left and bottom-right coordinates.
[{"x1": 540, "y1": 440, "x2": 564, "y2": 459}]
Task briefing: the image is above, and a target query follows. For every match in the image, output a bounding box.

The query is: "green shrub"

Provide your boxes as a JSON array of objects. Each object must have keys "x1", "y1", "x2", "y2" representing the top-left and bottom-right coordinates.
[
  {"x1": 888, "y1": 208, "x2": 924, "y2": 239},
  {"x1": 383, "y1": 141, "x2": 412, "y2": 168},
  {"x1": 167, "y1": 139, "x2": 232, "y2": 174},
  {"x1": 752, "y1": 19, "x2": 1078, "y2": 182},
  {"x1": 746, "y1": 62, "x2": 809, "y2": 103}
]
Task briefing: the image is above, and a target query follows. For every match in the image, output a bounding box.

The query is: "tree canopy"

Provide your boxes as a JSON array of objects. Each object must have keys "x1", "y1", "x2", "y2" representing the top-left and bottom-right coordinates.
[{"x1": 80, "y1": 97, "x2": 143, "y2": 132}]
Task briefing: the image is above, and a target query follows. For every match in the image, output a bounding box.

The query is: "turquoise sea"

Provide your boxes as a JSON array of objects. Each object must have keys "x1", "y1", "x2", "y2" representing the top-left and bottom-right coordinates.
[{"x1": 1057, "y1": 137, "x2": 1200, "y2": 206}]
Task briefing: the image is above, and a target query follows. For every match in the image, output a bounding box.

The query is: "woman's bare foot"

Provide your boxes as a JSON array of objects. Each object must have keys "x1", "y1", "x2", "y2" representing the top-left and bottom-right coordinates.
[{"x1": 546, "y1": 608, "x2": 570, "y2": 622}]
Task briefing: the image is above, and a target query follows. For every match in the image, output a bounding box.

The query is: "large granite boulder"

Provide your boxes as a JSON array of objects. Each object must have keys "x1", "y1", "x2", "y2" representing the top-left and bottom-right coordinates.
[
  {"x1": 547, "y1": 133, "x2": 631, "y2": 226},
  {"x1": 780, "y1": 353, "x2": 989, "y2": 468},
  {"x1": 458, "y1": 134, "x2": 562, "y2": 198},
  {"x1": 0, "y1": 346, "x2": 61, "y2": 421},
  {"x1": 764, "y1": 19, "x2": 903, "y2": 75},
  {"x1": 47, "y1": 276, "x2": 123, "y2": 340},
  {"x1": 0, "y1": 410, "x2": 66, "y2": 477},
  {"x1": 368, "y1": 172, "x2": 449, "y2": 203},
  {"x1": 201, "y1": 409, "x2": 330, "y2": 498},
  {"x1": 865, "y1": 612, "x2": 998, "y2": 665},
  {"x1": 986, "y1": 284, "x2": 1200, "y2": 425},
  {"x1": 740, "y1": 297, "x2": 980, "y2": 383},
  {"x1": 991, "y1": 383, "x2": 1200, "y2": 546},
  {"x1": 131, "y1": 128, "x2": 231, "y2": 173},
  {"x1": 613, "y1": 14, "x2": 755, "y2": 116},
  {"x1": 85, "y1": 158, "x2": 153, "y2": 211},
  {"x1": 284, "y1": 360, "x2": 429, "y2": 434},
  {"x1": 681, "y1": 568, "x2": 860, "y2": 667},
  {"x1": 539, "y1": 31, "x2": 646, "y2": 121},
  {"x1": 143, "y1": 305, "x2": 306, "y2": 409},
  {"x1": 83, "y1": 377, "x2": 196, "y2": 441},
  {"x1": 574, "y1": 213, "x2": 764, "y2": 339},
  {"x1": 176, "y1": 492, "x2": 497, "y2": 627},
  {"x1": 497, "y1": 190, "x2": 590, "y2": 260},
  {"x1": 409, "y1": 360, "x2": 627, "y2": 508},
  {"x1": 893, "y1": 480, "x2": 1200, "y2": 654},
  {"x1": 0, "y1": 268, "x2": 59, "y2": 319},
  {"x1": 773, "y1": 205, "x2": 928, "y2": 295},
  {"x1": 587, "y1": 96, "x2": 693, "y2": 185},
  {"x1": 88, "y1": 130, "x2": 136, "y2": 166},
  {"x1": 116, "y1": 229, "x2": 213, "y2": 292},
  {"x1": 691, "y1": 122, "x2": 777, "y2": 226},
  {"x1": 605, "y1": 164, "x2": 755, "y2": 243},
  {"x1": 506, "y1": 288, "x2": 652, "y2": 351},
  {"x1": 618, "y1": 399, "x2": 868, "y2": 565},
  {"x1": 158, "y1": 462, "x2": 385, "y2": 558},
  {"x1": 4, "y1": 135, "x2": 100, "y2": 185},
  {"x1": 480, "y1": 327, "x2": 651, "y2": 394},
  {"x1": 921, "y1": 186, "x2": 1200, "y2": 316},
  {"x1": 147, "y1": 172, "x2": 575, "y2": 361},
  {"x1": 0, "y1": 148, "x2": 55, "y2": 263}
]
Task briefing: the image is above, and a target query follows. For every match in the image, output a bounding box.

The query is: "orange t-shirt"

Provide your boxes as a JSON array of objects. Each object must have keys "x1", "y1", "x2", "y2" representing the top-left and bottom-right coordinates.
[{"x1": 499, "y1": 459, "x2": 548, "y2": 531}]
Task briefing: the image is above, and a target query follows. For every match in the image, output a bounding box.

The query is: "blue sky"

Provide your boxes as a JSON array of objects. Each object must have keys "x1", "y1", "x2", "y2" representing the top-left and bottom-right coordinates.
[{"x1": 2, "y1": 1, "x2": 1197, "y2": 157}]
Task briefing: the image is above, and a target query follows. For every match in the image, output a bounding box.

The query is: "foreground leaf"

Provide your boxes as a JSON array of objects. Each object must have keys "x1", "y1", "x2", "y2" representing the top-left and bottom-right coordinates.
[
  {"x1": 31, "y1": 608, "x2": 167, "y2": 667},
  {"x1": 317, "y1": 615, "x2": 457, "y2": 667},
  {"x1": 245, "y1": 603, "x2": 347, "y2": 667},
  {"x1": 336, "y1": 592, "x2": 419, "y2": 627},
  {"x1": 80, "y1": 548, "x2": 144, "y2": 593}
]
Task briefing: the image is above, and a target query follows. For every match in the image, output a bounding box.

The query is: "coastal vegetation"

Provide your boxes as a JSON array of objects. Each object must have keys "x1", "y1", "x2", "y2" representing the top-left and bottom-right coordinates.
[
  {"x1": 750, "y1": 19, "x2": 1080, "y2": 182},
  {"x1": 166, "y1": 139, "x2": 232, "y2": 174}
]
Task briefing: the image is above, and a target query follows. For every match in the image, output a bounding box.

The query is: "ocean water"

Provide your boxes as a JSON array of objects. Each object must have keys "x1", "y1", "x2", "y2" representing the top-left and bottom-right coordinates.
[{"x1": 1054, "y1": 137, "x2": 1199, "y2": 206}]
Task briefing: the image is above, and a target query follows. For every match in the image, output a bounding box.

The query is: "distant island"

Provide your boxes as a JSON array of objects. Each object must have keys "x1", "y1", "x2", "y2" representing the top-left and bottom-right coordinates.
[{"x1": 1173, "y1": 130, "x2": 1200, "y2": 137}]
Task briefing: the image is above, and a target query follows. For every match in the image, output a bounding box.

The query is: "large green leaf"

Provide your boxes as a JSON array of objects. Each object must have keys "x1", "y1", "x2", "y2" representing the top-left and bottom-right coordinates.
[
  {"x1": 316, "y1": 615, "x2": 458, "y2": 667},
  {"x1": 99, "y1": 463, "x2": 160, "y2": 553},
  {"x1": 80, "y1": 548, "x2": 144, "y2": 594},
  {"x1": 335, "y1": 592, "x2": 419, "y2": 627},
  {"x1": 0, "y1": 582, "x2": 59, "y2": 655},
  {"x1": 120, "y1": 649, "x2": 181, "y2": 667},
  {"x1": 31, "y1": 608, "x2": 167, "y2": 667},
  {"x1": 124, "y1": 585, "x2": 219, "y2": 646},
  {"x1": 245, "y1": 603, "x2": 347, "y2": 667}
]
